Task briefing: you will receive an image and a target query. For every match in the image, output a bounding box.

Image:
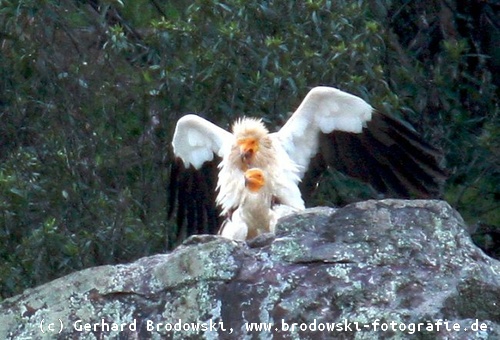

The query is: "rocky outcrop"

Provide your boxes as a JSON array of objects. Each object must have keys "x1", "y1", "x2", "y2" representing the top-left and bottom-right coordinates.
[{"x1": 1, "y1": 199, "x2": 499, "y2": 339}]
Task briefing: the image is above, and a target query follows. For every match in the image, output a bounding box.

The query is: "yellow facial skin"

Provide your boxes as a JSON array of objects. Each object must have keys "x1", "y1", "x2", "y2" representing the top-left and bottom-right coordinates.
[
  {"x1": 244, "y1": 168, "x2": 265, "y2": 193},
  {"x1": 237, "y1": 137, "x2": 260, "y2": 165}
]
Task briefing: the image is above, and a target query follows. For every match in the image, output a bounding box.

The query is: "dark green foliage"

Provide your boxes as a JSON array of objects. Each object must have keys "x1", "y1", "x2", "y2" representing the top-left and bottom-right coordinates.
[
  {"x1": 385, "y1": 0, "x2": 499, "y2": 228},
  {"x1": 0, "y1": 0, "x2": 498, "y2": 298}
]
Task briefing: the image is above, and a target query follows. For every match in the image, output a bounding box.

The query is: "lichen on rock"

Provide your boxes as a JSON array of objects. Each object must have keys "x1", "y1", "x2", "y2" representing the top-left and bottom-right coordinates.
[{"x1": 0, "y1": 199, "x2": 499, "y2": 339}]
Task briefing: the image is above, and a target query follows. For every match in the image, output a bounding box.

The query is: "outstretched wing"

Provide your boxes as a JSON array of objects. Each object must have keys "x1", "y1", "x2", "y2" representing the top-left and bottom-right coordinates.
[
  {"x1": 168, "y1": 157, "x2": 221, "y2": 241},
  {"x1": 275, "y1": 86, "x2": 446, "y2": 200},
  {"x1": 172, "y1": 114, "x2": 234, "y2": 169},
  {"x1": 168, "y1": 114, "x2": 233, "y2": 243},
  {"x1": 300, "y1": 111, "x2": 447, "y2": 201},
  {"x1": 275, "y1": 86, "x2": 373, "y2": 177}
]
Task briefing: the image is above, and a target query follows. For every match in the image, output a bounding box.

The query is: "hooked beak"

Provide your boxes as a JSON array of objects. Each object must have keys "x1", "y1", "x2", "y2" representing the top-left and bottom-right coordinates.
[
  {"x1": 244, "y1": 168, "x2": 265, "y2": 193},
  {"x1": 240, "y1": 149, "x2": 254, "y2": 164},
  {"x1": 237, "y1": 137, "x2": 259, "y2": 166}
]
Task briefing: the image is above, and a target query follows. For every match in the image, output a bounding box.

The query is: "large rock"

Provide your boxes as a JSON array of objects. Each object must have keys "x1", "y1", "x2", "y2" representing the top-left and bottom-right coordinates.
[{"x1": 1, "y1": 199, "x2": 499, "y2": 339}]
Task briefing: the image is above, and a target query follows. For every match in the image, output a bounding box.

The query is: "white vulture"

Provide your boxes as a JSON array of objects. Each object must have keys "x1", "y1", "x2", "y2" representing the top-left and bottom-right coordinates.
[
  {"x1": 169, "y1": 86, "x2": 446, "y2": 240},
  {"x1": 218, "y1": 168, "x2": 297, "y2": 241}
]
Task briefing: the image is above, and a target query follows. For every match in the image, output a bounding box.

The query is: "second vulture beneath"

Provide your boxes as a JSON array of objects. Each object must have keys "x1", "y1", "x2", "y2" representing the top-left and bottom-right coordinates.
[{"x1": 169, "y1": 86, "x2": 447, "y2": 241}]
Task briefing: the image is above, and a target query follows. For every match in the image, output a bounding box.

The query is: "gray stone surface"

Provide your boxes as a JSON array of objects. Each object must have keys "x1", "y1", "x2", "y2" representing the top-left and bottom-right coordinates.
[{"x1": 1, "y1": 199, "x2": 499, "y2": 339}]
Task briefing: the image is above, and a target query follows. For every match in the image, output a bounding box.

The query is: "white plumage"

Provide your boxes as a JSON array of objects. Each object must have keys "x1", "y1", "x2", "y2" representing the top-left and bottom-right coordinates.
[
  {"x1": 172, "y1": 86, "x2": 372, "y2": 218},
  {"x1": 173, "y1": 114, "x2": 233, "y2": 169},
  {"x1": 218, "y1": 168, "x2": 298, "y2": 241},
  {"x1": 275, "y1": 86, "x2": 372, "y2": 176},
  {"x1": 170, "y1": 86, "x2": 445, "y2": 240}
]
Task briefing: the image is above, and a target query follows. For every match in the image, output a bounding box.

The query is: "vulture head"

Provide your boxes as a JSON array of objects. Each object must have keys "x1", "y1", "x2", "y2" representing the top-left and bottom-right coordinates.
[
  {"x1": 244, "y1": 168, "x2": 266, "y2": 193},
  {"x1": 231, "y1": 118, "x2": 274, "y2": 170}
]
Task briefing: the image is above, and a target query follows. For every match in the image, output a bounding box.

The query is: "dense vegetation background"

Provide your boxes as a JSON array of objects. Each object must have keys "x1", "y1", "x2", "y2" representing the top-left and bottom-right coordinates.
[{"x1": 1, "y1": 0, "x2": 498, "y2": 299}]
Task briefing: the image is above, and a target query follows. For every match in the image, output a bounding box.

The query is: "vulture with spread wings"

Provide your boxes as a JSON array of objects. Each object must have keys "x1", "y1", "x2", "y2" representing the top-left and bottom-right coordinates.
[{"x1": 168, "y1": 86, "x2": 446, "y2": 241}]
